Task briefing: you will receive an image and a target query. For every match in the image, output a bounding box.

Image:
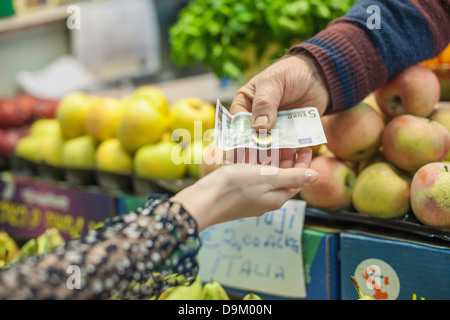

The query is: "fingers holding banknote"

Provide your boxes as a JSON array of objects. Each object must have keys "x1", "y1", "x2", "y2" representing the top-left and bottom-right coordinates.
[{"x1": 171, "y1": 148, "x2": 317, "y2": 231}]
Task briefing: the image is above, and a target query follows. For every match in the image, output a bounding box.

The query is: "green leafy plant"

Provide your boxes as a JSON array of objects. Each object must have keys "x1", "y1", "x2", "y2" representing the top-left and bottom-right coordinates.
[{"x1": 169, "y1": 0, "x2": 357, "y2": 82}]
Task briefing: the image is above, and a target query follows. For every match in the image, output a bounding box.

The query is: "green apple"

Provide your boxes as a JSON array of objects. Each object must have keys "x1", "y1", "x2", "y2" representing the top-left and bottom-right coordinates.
[
  {"x1": 61, "y1": 135, "x2": 96, "y2": 169},
  {"x1": 134, "y1": 140, "x2": 187, "y2": 180},
  {"x1": 117, "y1": 99, "x2": 168, "y2": 154},
  {"x1": 95, "y1": 138, "x2": 133, "y2": 174},
  {"x1": 57, "y1": 92, "x2": 95, "y2": 139}
]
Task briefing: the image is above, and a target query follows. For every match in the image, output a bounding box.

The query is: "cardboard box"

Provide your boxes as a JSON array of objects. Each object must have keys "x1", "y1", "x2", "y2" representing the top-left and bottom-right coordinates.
[
  {"x1": 0, "y1": 175, "x2": 116, "y2": 241},
  {"x1": 340, "y1": 231, "x2": 450, "y2": 300},
  {"x1": 223, "y1": 225, "x2": 341, "y2": 300}
]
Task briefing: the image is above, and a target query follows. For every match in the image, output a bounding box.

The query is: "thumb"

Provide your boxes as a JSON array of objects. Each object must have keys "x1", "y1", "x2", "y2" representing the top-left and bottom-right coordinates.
[{"x1": 252, "y1": 77, "x2": 283, "y2": 131}]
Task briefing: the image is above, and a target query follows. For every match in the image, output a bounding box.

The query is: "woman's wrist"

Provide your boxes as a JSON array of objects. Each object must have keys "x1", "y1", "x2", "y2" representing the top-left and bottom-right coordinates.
[{"x1": 170, "y1": 179, "x2": 223, "y2": 232}]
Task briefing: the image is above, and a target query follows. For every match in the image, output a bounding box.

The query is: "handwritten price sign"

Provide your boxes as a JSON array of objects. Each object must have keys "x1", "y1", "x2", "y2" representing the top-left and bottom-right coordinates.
[{"x1": 198, "y1": 200, "x2": 307, "y2": 298}]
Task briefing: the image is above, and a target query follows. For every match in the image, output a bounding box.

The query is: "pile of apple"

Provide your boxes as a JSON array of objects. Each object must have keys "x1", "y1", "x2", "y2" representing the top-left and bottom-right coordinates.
[
  {"x1": 0, "y1": 94, "x2": 58, "y2": 168},
  {"x1": 299, "y1": 64, "x2": 450, "y2": 231},
  {"x1": 14, "y1": 85, "x2": 216, "y2": 186}
]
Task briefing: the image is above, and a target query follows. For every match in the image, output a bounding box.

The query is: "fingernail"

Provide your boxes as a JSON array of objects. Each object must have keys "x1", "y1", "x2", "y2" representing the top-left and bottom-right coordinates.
[
  {"x1": 253, "y1": 115, "x2": 269, "y2": 128},
  {"x1": 304, "y1": 170, "x2": 319, "y2": 185}
]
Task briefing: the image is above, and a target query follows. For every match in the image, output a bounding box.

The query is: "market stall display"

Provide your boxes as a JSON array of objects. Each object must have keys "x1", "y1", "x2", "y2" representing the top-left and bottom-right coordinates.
[
  {"x1": 0, "y1": 0, "x2": 449, "y2": 302},
  {"x1": 11, "y1": 86, "x2": 216, "y2": 194},
  {"x1": 298, "y1": 61, "x2": 450, "y2": 236},
  {"x1": 0, "y1": 94, "x2": 58, "y2": 170}
]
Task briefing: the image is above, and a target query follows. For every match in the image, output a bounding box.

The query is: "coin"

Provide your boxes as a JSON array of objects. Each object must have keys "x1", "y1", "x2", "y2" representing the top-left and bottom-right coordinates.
[{"x1": 252, "y1": 131, "x2": 273, "y2": 147}]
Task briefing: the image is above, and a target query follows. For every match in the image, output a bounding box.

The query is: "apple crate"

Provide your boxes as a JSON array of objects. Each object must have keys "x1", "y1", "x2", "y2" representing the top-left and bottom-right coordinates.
[
  {"x1": 11, "y1": 155, "x2": 37, "y2": 177},
  {"x1": 340, "y1": 230, "x2": 450, "y2": 300},
  {"x1": 96, "y1": 170, "x2": 133, "y2": 194},
  {"x1": 132, "y1": 175, "x2": 196, "y2": 197},
  {"x1": 63, "y1": 167, "x2": 97, "y2": 187},
  {"x1": 36, "y1": 163, "x2": 64, "y2": 182}
]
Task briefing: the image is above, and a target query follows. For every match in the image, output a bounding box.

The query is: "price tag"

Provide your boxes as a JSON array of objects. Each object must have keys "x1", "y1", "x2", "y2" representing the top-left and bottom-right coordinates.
[{"x1": 197, "y1": 199, "x2": 307, "y2": 298}]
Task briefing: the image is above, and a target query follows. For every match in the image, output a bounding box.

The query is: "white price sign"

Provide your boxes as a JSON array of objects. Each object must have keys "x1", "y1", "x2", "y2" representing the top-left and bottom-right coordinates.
[{"x1": 197, "y1": 200, "x2": 307, "y2": 298}]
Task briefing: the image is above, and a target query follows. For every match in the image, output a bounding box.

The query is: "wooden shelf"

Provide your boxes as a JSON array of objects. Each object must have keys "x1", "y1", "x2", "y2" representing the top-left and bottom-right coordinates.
[{"x1": 0, "y1": 5, "x2": 69, "y2": 34}]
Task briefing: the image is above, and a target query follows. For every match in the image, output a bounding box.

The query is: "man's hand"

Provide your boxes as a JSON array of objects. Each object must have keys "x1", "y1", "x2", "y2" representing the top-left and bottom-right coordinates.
[{"x1": 230, "y1": 54, "x2": 330, "y2": 130}]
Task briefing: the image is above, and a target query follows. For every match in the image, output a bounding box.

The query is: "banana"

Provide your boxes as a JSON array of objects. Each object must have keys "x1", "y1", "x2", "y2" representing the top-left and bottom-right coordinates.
[
  {"x1": 14, "y1": 238, "x2": 38, "y2": 263},
  {"x1": 158, "y1": 276, "x2": 204, "y2": 300},
  {"x1": 350, "y1": 276, "x2": 373, "y2": 300},
  {"x1": 36, "y1": 228, "x2": 65, "y2": 254},
  {"x1": 243, "y1": 291, "x2": 262, "y2": 300},
  {"x1": 201, "y1": 279, "x2": 230, "y2": 300},
  {"x1": 0, "y1": 231, "x2": 19, "y2": 262}
]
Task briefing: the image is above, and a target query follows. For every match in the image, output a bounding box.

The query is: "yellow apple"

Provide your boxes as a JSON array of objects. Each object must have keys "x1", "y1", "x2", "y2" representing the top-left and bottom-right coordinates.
[
  {"x1": 132, "y1": 85, "x2": 169, "y2": 114},
  {"x1": 95, "y1": 138, "x2": 133, "y2": 174},
  {"x1": 57, "y1": 92, "x2": 95, "y2": 139},
  {"x1": 61, "y1": 135, "x2": 96, "y2": 169},
  {"x1": 169, "y1": 97, "x2": 215, "y2": 143},
  {"x1": 134, "y1": 140, "x2": 187, "y2": 180},
  {"x1": 30, "y1": 118, "x2": 62, "y2": 137},
  {"x1": 15, "y1": 135, "x2": 41, "y2": 162},
  {"x1": 117, "y1": 99, "x2": 168, "y2": 154},
  {"x1": 86, "y1": 97, "x2": 124, "y2": 142},
  {"x1": 36, "y1": 134, "x2": 64, "y2": 167},
  {"x1": 352, "y1": 162, "x2": 411, "y2": 218}
]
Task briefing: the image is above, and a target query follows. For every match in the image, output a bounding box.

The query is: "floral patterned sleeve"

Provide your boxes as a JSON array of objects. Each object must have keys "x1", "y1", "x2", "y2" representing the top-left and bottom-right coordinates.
[{"x1": 0, "y1": 194, "x2": 201, "y2": 300}]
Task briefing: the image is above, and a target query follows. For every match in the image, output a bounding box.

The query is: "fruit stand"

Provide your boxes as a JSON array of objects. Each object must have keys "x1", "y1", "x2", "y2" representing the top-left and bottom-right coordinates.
[{"x1": 1, "y1": 0, "x2": 450, "y2": 302}]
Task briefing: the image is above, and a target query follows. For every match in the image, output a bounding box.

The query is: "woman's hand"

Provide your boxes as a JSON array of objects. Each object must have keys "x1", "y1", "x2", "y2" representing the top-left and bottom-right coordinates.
[
  {"x1": 171, "y1": 148, "x2": 318, "y2": 232},
  {"x1": 230, "y1": 54, "x2": 330, "y2": 130}
]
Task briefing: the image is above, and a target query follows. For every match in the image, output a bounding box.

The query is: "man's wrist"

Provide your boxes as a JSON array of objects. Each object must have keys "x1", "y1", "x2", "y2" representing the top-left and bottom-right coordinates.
[{"x1": 285, "y1": 52, "x2": 331, "y2": 115}]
